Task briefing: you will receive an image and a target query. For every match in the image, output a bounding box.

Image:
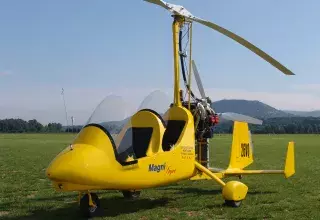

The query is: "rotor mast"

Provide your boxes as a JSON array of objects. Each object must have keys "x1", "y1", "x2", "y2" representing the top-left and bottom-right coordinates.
[{"x1": 172, "y1": 15, "x2": 185, "y2": 107}]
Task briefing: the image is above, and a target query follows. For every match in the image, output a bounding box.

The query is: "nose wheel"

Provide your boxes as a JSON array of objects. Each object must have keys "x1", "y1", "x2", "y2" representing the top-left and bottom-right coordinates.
[
  {"x1": 225, "y1": 200, "x2": 242, "y2": 207},
  {"x1": 121, "y1": 190, "x2": 141, "y2": 199},
  {"x1": 79, "y1": 192, "x2": 101, "y2": 218}
]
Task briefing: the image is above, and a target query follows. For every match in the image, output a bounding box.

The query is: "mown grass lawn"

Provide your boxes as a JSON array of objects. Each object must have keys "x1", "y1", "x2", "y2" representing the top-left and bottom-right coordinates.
[{"x1": 0, "y1": 133, "x2": 319, "y2": 219}]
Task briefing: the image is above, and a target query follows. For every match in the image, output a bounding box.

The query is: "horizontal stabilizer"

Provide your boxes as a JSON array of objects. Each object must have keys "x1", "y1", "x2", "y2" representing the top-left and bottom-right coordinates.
[{"x1": 223, "y1": 141, "x2": 295, "y2": 178}]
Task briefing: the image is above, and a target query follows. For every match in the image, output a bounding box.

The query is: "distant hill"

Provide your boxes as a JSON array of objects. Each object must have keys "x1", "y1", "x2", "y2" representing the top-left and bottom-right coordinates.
[
  {"x1": 284, "y1": 110, "x2": 320, "y2": 118},
  {"x1": 61, "y1": 99, "x2": 319, "y2": 133},
  {"x1": 211, "y1": 99, "x2": 294, "y2": 119}
]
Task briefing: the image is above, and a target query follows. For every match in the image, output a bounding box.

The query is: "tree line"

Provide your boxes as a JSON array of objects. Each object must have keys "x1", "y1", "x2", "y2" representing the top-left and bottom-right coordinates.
[
  {"x1": 1, "y1": 116, "x2": 320, "y2": 134},
  {"x1": 0, "y1": 119, "x2": 63, "y2": 133}
]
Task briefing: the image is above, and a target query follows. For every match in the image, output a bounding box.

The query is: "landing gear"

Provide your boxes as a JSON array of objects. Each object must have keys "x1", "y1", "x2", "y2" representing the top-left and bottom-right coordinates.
[
  {"x1": 79, "y1": 192, "x2": 101, "y2": 218},
  {"x1": 122, "y1": 190, "x2": 141, "y2": 199},
  {"x1": 221, "y1": 181, "x2": 248, "y2": 208},
  {"x1": 225, "y1": 200, "x2": 242, "y2": 207}
]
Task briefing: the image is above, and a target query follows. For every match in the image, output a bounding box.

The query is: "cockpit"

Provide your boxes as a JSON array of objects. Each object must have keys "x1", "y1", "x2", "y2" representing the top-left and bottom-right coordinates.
[{"x1": 81, "y1": 90, "x2": 189, "y2": 165}]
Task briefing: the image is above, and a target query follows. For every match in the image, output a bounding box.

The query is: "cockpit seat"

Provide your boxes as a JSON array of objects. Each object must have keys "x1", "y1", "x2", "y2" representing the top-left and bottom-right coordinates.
[
  {"x1": 161, "y1": 105, "x2": 191, "y2": 151},
  {"x1": 115, "y1": 109, "x2": 166, "y2": 162},
  {"x1": 162, "y1": 120, "x2": 186, "y2": 151}
]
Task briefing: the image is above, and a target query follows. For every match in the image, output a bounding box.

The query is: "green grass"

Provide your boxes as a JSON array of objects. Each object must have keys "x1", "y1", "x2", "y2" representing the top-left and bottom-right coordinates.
[{"x1": 0, "y1": 133, "x2": 319, "y2": 219}]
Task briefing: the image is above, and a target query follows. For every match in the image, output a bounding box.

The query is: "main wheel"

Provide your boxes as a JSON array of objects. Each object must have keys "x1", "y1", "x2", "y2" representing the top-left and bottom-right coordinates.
[
  {"x1": 225, "y1": 200, "x2": 242, "y2": 207},
  {"x1": 80, "y1": 193, "x2": 101, "y2": 218},
  {"x1": 122, "y1": 190, "x2": 141, "y2": 199}
]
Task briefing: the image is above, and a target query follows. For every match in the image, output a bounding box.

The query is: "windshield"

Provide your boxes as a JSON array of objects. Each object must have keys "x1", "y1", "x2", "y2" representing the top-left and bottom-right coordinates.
[
  {"x1": 137, "y1": 90, "x2": 172, "y2": 116},
  {"x1": 85, "y1": 94, "x2": 130, "y2": 134},
  {"x1": 82, "y1": 90, "x2": 175, "y2": 164}
]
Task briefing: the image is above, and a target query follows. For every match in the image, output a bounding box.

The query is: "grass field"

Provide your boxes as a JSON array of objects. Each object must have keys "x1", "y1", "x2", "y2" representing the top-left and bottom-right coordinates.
[{"x1": 0, "y1": 133, "x2": 320, "y2": 219}]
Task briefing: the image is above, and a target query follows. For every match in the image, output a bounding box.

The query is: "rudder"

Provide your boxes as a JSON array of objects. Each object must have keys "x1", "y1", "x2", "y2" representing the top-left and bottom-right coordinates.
[{"x1": 227, "y1": 121, "x2": 253, "y2": 170}]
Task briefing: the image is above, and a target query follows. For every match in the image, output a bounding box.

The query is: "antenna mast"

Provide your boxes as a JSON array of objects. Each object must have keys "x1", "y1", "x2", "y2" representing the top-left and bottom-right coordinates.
[{"x1": 61, "y1": 88, "x2": 69, "y2": 131}]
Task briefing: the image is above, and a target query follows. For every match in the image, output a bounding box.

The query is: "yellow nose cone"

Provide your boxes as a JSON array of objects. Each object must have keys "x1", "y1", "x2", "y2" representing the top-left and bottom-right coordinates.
[
  {"x1": 46, "y1": 144, "x2": 108, "y2": 184},
  {"x1": 46, "y1": 125, "x2": 121, "y2": 187},
  {"x1": 46, "y1": 125, "x2": 125, "y2": 191}
]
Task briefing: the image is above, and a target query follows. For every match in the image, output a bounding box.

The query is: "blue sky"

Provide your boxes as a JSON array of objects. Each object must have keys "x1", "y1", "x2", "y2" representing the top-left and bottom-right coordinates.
[{"x1": 0, "y1": 0, "x2": 319, "y2": 125}]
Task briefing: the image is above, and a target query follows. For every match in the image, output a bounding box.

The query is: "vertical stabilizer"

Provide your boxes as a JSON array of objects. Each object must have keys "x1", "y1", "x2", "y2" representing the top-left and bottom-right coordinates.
[
  {"x1": 284, "y1": 141, "x2": 295, "y2": 178},
  {"x1": 227, "y1": 121, "x2": 253, "y2": 170}
]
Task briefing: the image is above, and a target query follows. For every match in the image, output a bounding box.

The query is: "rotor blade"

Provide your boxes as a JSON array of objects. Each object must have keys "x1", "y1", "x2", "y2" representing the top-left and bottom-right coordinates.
[
  {"x1": 191, "y1": 18, "x2": 294, "y2": 75},
  {"x1": 144, "y1": 0, "x2": 171, "y2": 10},
  {"x1": 217, "y1": 112, "x2": 263, "y2": 125},
  {"x1": 144, "y1": 0, "x2": 195, "y2": 18},
  {"x1": 144, "y1": 0, "x2": 295, "y2": 76},
  {"x1": 191, "y1": 60, "x2": 206, "y2": 99}
]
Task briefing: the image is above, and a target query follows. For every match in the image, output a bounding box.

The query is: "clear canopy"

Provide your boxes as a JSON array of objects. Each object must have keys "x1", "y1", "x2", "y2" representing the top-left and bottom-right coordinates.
[
  {"x1": 137, "y1": 90, "x2": 172, "y2": 115},
  {"x1": 83, "y1": 90, "x2": 173, "y2": 163}
]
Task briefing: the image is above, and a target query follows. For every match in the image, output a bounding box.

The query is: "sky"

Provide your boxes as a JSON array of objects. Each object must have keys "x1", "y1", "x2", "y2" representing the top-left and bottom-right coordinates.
[{"x1": 0, "y1": 0, "x2": 320, "y2": 125}]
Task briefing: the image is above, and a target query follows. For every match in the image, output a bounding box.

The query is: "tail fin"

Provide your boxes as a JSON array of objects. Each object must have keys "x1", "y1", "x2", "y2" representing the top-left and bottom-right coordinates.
[
  {"x1": 284, "y1": 141, "x2": 295, "y2": 178},
  {"x1": 217, "y1": 123, "x2": 295, "y2": 179},
  {"x1": 227, "y1": 121, "x2": 253, "y2": 170}
]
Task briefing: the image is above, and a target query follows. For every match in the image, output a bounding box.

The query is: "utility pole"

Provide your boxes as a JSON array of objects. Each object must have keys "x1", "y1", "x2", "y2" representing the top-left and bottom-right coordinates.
[
  {"x1": 71, "y1": 116, "x2": 74, "y2": 133},
  {"x1": 61, "y1": 88, "x2": 68, "y2": 132}
]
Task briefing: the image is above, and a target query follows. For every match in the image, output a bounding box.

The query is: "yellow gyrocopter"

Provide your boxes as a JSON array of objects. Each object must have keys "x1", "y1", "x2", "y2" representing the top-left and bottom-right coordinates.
[{"x1": 46, "y1": 0, "x2": 295, "y2": 217}]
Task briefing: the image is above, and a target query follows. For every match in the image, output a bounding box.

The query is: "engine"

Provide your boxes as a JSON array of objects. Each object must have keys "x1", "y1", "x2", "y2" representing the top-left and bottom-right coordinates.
[{"x1": 180, "y1": 91, "x2": 219, "y2": 167}]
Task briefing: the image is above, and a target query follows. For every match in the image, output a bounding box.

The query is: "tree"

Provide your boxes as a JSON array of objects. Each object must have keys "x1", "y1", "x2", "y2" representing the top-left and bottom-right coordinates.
[
  {"x1": 28, "y1": 119, "x2": 43, "y2": 132},
  {"x1": 307, "y1": 125, "x2": 314, "y2": 134}
]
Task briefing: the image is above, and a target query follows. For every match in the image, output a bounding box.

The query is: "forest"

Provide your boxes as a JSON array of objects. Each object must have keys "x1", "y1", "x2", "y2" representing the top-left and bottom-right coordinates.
[{"x1": 0, "y1": 119, "x2": 63, "y2": 133}]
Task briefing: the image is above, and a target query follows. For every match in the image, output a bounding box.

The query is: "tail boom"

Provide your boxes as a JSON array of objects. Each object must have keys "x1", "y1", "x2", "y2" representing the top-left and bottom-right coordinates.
[{"x1": 223, "y1": 121, "x2": 295, "y2": 179}]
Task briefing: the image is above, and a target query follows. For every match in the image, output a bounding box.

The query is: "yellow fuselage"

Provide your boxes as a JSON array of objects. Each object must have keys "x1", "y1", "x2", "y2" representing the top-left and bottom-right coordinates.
[{"x1": 46, "y1": 105, "x2": 197, "y2": 192}]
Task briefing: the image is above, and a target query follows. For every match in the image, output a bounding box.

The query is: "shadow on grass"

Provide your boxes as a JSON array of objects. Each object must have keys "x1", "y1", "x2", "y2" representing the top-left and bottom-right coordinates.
[
  {"x1": 158, "y1": 187, "x2": 222, "y2": 195},
  {"x1": 159, "y1": 184, "x2": 276, "y2": 193},
  {"x1": 1, "y1": 196, "x2": 172, "y2": 220},
  {"x1": 205, "y1": 190, "x2": 277, "y2": 209},
  {"x1": 158, "y1": 186, "x2": 276, "y2": 196}
]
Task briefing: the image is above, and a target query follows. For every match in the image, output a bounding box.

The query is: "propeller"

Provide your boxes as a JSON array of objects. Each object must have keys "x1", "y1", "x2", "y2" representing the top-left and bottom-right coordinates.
[
  {"x1": 191, "y1": 60, "x2": 206, "y2": 100},
  {"x1": 192, "y1": 60, "x2": 263, "y2": 125},
  {"x1": 144, "y1": 0, "x2": 295, "y2": 76}
]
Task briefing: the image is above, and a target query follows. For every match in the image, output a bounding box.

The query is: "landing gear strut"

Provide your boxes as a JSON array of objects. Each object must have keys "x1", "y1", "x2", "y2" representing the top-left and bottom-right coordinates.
[{"x1": 79, "y1": 192, "x2": 101, "y2": 218}]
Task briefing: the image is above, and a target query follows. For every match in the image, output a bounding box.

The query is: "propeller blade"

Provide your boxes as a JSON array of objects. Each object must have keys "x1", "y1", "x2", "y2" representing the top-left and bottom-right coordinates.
[
  {"x1": 217, "y1": 112, "x2": 263, "y2": 125},
  {"x1": 191, "y1": 60, "x2": 206, "y2": 100},
  {"x1": 144, "y1": 0, "x2": 295, "y2": 76}
]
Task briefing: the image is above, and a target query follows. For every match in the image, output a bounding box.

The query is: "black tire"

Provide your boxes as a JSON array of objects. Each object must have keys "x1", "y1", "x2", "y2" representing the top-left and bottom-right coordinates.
[
  {"x1": 122, "y1": 190, "x2": 141, "y2": 199},
  {"x1": 80, "y1": 193, "x2": 101, "y2": 218},
  {"x1": 225, "y1": 200, "x2": 242, "y2": 208}
]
